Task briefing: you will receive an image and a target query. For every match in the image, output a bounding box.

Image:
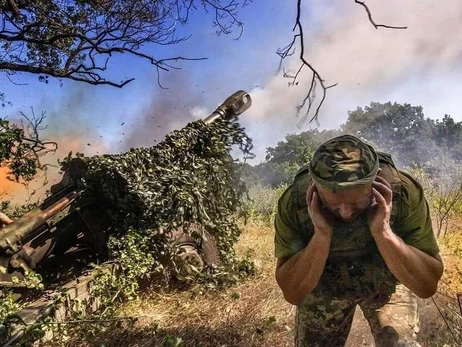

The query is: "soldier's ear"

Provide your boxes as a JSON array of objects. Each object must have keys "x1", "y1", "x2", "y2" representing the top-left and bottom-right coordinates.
[{"x1": 377, "y1": 168, "x2": 383, "y2": 176}]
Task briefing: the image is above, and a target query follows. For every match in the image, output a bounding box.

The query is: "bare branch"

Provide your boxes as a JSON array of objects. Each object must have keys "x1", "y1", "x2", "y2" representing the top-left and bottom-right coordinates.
[
  {"x1": 5, "y1": 71, "x2": 28, "y2": 86},
  {"x1": 280, "y1": 0, "x2": 407, "y2": 127},
  {"x1": 278, "y1": 0, "x2": 336, "y2": 126},
  {"x1": 203, "y1": 0, "x2": 245, "y2": 39},
  {"x1": 0, "y1": 108, "x2": 57, "y2": 181},
  {"x1": 354, "y1": 0, "x2": 407, "y2": 30}
]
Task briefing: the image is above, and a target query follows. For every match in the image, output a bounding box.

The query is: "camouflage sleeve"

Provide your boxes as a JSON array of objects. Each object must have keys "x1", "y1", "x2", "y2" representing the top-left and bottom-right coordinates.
[
  {"x1": 394, "y1": 171, "x2": 440, "y2": 257},
  {"x1": 274, "y1": 185, "x2": 306, "y2": 259}
]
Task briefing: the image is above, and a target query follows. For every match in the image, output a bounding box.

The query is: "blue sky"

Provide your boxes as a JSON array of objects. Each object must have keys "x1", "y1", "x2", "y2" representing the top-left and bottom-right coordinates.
[
  {"x1": 2, "y1": 0, "x2": 462, "y2": 173},
  {"x1": 1, "y1": 0, "x2": 294, "y2": 157}
]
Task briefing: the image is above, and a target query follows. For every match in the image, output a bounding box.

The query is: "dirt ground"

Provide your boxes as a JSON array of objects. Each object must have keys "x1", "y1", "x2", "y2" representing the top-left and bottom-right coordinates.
[
  {"x1": 74, "y1": 225, "x2": 462, "y2": 347},
  {"x1": 346, "y1": 293, "x2": 462, "y2": 347}
]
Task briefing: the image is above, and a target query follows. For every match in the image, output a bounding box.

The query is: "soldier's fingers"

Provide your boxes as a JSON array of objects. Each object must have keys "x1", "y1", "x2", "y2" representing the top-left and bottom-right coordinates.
[
  {"x1": 372, "y1": 180, "x2": 392, "y2": 204},
  {"x1": 371, "y1": 187, "x2": 388, "y2": 208},
  {"x1": 375, "y1": 175, "x2": 392, "y2": 189},
  {"x1": 306, "y1": 182, "x2": 315, "y2": 207},
  {"x1": 310, "y1": 190, "x2": 321, "y2": 216},
  {"x1": 0, "y1": 212, "x2": 13, "y2": 225}
]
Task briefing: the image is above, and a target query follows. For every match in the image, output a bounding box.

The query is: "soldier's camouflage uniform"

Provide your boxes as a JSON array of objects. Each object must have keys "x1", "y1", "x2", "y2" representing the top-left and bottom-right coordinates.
[{"x1": 274, "y1": 135, "x2": 440, "y2": 347}]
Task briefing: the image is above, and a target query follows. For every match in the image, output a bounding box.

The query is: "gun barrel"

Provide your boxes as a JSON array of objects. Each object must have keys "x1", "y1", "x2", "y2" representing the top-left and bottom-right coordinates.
[
  {"x1": 0, "y1": 191, "x2": 81, "y2": 252},
  {"x1": 203, "y1": 90, "x2": 252, "y2": 125}
]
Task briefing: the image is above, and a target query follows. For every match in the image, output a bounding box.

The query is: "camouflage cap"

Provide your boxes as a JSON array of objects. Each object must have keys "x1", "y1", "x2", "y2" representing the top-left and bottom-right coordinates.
[{"x1": 309, "y1": 135, "x2": 379, "y2": 192}]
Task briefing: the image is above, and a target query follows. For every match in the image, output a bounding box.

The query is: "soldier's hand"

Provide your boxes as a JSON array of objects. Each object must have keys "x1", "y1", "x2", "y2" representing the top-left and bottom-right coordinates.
[
  {"x1": 306, "y1": 182, "x2": 333, "y2": 237},
  {"x1": 367, "y1": 175, "x2": 393, "y2": 236},
  {"x1": 0, "y1": 212, "x2": 13, "y2": 228}
]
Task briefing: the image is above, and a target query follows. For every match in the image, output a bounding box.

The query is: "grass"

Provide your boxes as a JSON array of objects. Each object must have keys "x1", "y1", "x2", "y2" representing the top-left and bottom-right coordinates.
[
  {"x1": 62, "y1": 218, "x2": 462, "y2": 347},
  {"x1": 67, "y1": 225, "x2": 295, "y2": 347},
  {"x1": 437, "y1": 220, "x2": 462, "y2": 297}
]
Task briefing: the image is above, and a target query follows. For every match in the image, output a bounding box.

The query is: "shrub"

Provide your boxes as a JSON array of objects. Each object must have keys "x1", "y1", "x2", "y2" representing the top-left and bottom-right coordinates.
[{"x1": 241, "y1": 184, "x2": 288, "y2": 226}]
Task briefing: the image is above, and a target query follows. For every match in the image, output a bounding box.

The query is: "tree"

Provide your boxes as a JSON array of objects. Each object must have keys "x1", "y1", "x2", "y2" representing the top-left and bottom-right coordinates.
[
  {"x1": 0, "y1": 109, "x2": 56, "y2": 181},
  {"x1": 246, "y1": 101, "x2": 462, "y2": 187},
  {"x1": 408, "y1": 158, "x2": 462, "y2": 237},
  {"x1": 0, "y1": 1, "x2": 249, "y2": 182},
  {"x1": 249, "y1": 129, "x2": 340, "y2": 187},
  {"x1": 434, "y1": 115, "x2": 462, "y2": 162},
  {"x1": 342, "y1": 102, "x2": 444, "y2": 167},
  {"x1": 0, "y1": 0, "x2": 249, "y2": 87}
]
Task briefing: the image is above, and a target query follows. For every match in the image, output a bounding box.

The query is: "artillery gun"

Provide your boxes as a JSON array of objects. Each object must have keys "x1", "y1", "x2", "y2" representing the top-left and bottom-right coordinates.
[{"x1": 0, "y1": 91, "x2": 252, "y2": 344}]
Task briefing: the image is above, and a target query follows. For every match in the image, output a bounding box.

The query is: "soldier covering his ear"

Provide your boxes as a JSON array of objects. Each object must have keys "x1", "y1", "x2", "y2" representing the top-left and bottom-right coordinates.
[{"x1": 274, "y1": 135, "x2": 444, "y2": 347}]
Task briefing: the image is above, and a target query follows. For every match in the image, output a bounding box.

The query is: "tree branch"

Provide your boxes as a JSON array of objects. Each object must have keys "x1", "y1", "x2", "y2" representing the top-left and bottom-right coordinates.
[
  {"x1": 0, "y1": 108, "x2": 58, "y2": 181},
  {"x1": 5, "y1": 71, "x2": 28, "y2": 86},
  {"x1": 354, "y1": 0, "x2": 407, "y2": 30},
  {"x1": 0, "y1": 0, "x2": 248, "y2": 87},
  {"x1": 0, "y1": 61, "x2": 135, "y2": 88},
  {"x1": 279, "y1": 0, "x2": 407, "y2": 127},
  {"x1": 278, "y1": 0, "x2": 337, "y2": 127}
]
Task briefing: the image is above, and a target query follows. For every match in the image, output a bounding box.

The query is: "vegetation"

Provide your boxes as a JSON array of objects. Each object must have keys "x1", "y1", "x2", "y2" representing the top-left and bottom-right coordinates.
[
  {"x1": 62, "y1": 182, "x2": 462, "y2": 346},
  {"x1": 0, "y1": 110, "x2": 57, "y2": 181},
  {"x1": 0, "y1": 113, "x2": 256, "y2": 345},
  {"x1": 0, "y1": 0, "x2": 249, "y2": 88},
  {"x1": 239, "y1": 102, "x2": 462, "y2": 188},
  {"x1": 2, "y1": 100, "x2": 462, "y2": 345}
]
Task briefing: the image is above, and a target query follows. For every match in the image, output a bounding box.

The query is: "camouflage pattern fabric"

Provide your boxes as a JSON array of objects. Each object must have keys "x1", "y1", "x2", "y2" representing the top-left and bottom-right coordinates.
[
  {"x1": 295, "y1": 285, "x2": 421, "y2": 347},
  {"x1": 307, "y1": 213, "x2": 398, "y2": 299},
  {"x1": 309, "y1": 135, "x2": 379, "y2": 193}
]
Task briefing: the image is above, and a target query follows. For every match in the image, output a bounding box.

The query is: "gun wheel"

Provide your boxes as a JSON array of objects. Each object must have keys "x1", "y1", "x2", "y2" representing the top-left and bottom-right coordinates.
[{"x1": 166, "y1": 224, "x2": 220, "y2": 280}]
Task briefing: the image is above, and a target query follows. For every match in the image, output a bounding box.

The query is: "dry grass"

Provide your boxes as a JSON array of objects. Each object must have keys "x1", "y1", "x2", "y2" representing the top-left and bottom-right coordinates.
[
  {"x1": 66, "y1": 220, "x2": 462, "y2": 347},
  {"x1": 70, "y1": 225, "x2": 295, "y2": 347},
  {"x1": 437, "y1": 220, "x2": 462, "y2": 297}
]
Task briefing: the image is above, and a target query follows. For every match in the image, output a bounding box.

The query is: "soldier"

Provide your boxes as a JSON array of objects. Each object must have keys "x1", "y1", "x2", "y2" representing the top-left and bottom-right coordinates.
[{"x1": 274, "y1": 135, "x2": 444, "y2": 347}]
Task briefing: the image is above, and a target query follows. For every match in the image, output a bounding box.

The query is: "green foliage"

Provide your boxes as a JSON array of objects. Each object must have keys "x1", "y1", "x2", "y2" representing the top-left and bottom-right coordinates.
[
  {"x1": 230, "y1": 291, "x2": 241, "y2": 300},
  {"x1": 0, "y1": 269, "x2": 45, "y2": 343},
  {"x1": 406, "y1": 158, "x2": 462, "y2": 237},
  {"x1": 1, "y1": 112, "x2": 254, "y2": 344},
  {"x1": 241, "y1": 184, "x2": 287, "y2": 226},
  {"x1": 0, "y1": 118, "x2": 39, "y2": 181},
  {"x1": 73, "y1": 116, "x2": 253, "y2": 281},
  {"x1": 243, "y1": 102, "x2": 462, "y2": 189},
  {"x1": 0, "y1": 0, "x2": 248, "y2": 86},
  {"x1": 0, "y1": 289, "x2": 21, "y2": 323},
  {"x1": 342, "y1": 102, "x2": 462, "y2": 167},
  {"x1": 434, "y1": 115, "x2": 462, "y2": 161},
  {"x1": 265, "y1": 132, "x2": 319, "y2": 165},
  {"x1": 91, "y1": 229, "x2": 161, "y2": 308},
  {"x1": 234, "y1": 162, "x2": 262, "y2": 188},
  {"x1": 55, "y1": 115, "x2": 251, "y2": 331},
  {"x1": 0, "y1": 200, "x2": 39, "y2": 219},
  {"x1": 241, "y1": 129, "x2": 340, "y2": 187},
  {"x1": 162, "y1": 335, "x2": 184, "y2": 347}
]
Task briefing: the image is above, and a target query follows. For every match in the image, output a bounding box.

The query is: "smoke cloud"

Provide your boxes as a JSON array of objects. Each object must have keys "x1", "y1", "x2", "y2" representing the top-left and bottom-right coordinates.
[
  {"x1": 239, "y1": 0, "x2": 462, "y2": 160},
  {"x1": 3, "y1": 0, "x2": 462, "y2": 200},
  {"x1": 121, "y1": 70, "x2": 207, "y2": 151}
]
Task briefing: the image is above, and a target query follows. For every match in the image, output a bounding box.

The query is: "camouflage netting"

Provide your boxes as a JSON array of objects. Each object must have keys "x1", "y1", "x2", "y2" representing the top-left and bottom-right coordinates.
[{"x1": 63, "y1": 115, "x2": 254, "y2": 295}]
